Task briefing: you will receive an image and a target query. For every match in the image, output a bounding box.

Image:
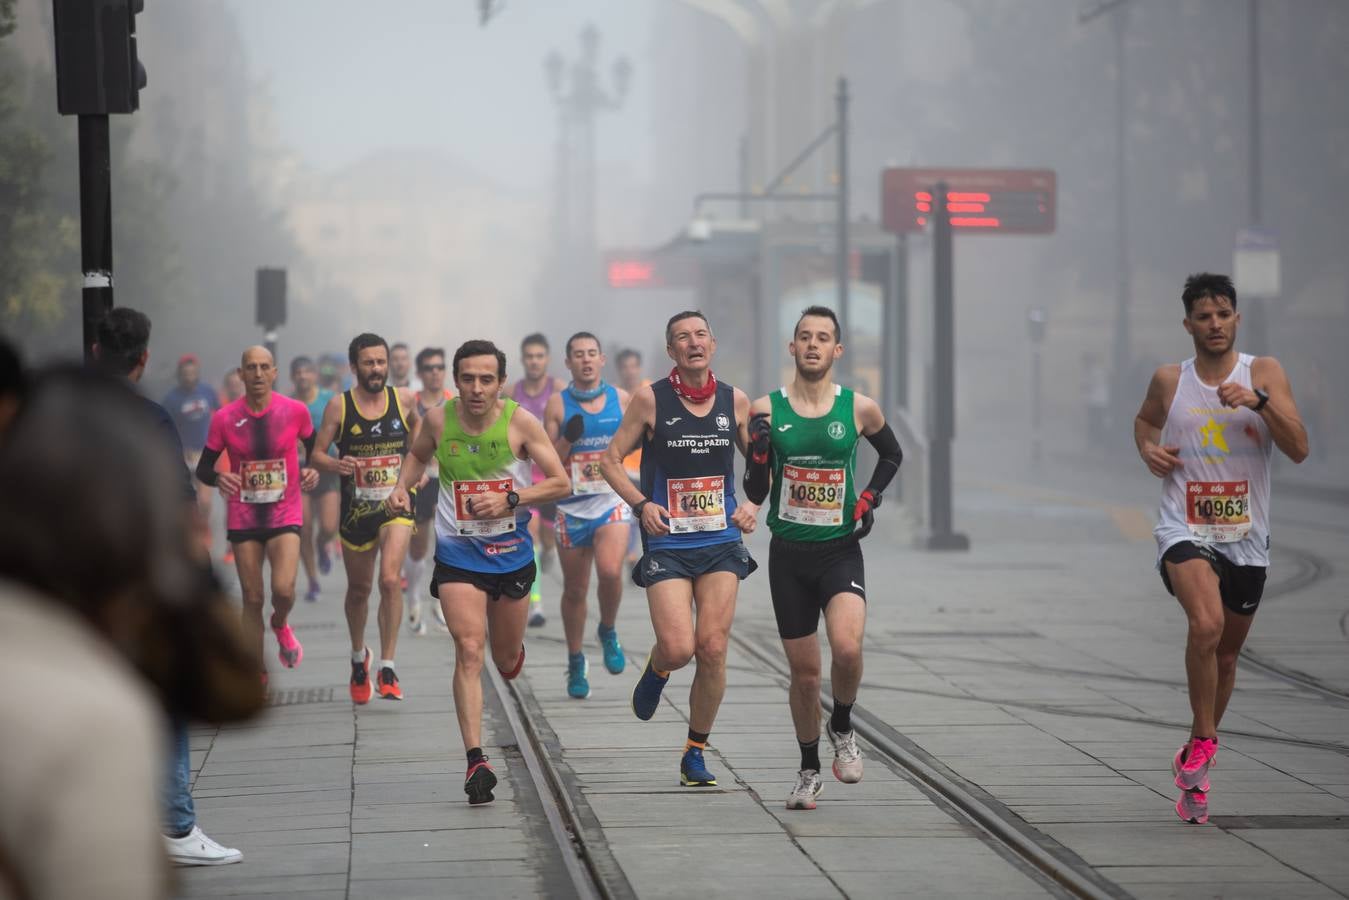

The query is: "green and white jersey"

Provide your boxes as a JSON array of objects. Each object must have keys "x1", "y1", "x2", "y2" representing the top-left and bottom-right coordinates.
[{"x1": 765, "y1": 384, "x2": 859, "y2": 543}]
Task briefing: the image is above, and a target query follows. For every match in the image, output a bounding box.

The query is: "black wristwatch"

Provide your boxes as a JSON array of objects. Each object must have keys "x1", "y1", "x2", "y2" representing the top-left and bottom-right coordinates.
[
  {"x1": 632, "y1": 498, "x2": 650, "y2": 519},
  {"x1": 506, "y1": 490, "x2": 520, "y2": 510},
  {"x1": 1252, "y1": 388, "x2": 1270, "y2": 412}
]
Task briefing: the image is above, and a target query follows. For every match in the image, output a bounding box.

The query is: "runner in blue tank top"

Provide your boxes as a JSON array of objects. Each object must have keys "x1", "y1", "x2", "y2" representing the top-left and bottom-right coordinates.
[
  {"x1": 600, "y1": 310, "x2": 758, "y2": 789},
  {"x1": 543, "y1": 332, "x2": 633, "y2": 700}
]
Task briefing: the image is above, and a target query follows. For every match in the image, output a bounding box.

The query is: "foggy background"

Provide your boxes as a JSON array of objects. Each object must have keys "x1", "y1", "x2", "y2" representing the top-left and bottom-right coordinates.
[{"x1": 2, "y1": 0, "x2": 1345, "y2": 482}]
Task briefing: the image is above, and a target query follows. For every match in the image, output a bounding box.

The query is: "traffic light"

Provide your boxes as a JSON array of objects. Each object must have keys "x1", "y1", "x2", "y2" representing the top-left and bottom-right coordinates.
[
  {"x1": 52, "y1": 0, "x2": 148, "y2": 115},
  {"x1": 256, "y1": 268, "x2": 287, "y2": 328}
]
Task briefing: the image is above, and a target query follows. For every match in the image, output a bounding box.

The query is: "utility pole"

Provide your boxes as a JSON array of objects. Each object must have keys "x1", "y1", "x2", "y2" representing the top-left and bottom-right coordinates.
[
  {"x1": 1079, "y1": 0, "x2": 1133, "y2": 440},
  {"x1": 835, "y1": 77, "x2": 851, "y2": 384}
]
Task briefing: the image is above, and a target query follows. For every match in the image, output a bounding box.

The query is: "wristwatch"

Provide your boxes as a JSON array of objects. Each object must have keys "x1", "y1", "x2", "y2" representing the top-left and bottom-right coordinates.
[
  {"x1": 1252, "y1": 388, "x2": 1270, "y2": 412},
  {"x1": 506, "y1": 490, "x2": 520, "y2": 510}
]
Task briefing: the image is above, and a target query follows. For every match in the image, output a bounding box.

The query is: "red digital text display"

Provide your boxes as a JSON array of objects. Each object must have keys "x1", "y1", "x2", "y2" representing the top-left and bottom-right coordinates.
[{"x1": 882, "y1": 168, "x2": 1056, "y2": 235}]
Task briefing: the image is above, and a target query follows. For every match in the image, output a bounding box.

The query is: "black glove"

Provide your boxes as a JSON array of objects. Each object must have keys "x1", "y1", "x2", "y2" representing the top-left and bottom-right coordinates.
[
  {"x1": 562, "y1": 413, "x2": 585, "y2": 443},
  {"x1": 852, "y1": 489, "x2": 880, "y2": 539},
  {"x1": 749, "y1": 412, "x2": 771, "y2": 464}
]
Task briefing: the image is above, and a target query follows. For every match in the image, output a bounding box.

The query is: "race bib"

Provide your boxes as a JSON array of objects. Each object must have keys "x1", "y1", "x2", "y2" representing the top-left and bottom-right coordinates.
[
  {"x1": 240, "y1": 459, "x2": 286, "y2": 504},
  {"x1": 780, "y1": 464, "x2": 846, "y2": 526},
  {"x1": 452, "y1": 479, "x2": 517, "y2": 536},
  {"x1": 571, "y1": 450, "x2": 613, "y2": 495},
  {"x1": 666, "y1": 476, "x2": 726, "y2": 534},
  {"x1": 1185, "y1": 480, "x2": 1251, "y2": 543},
  {"x1": 352, "y1": 454, "x2": 401, "y2": 501}
]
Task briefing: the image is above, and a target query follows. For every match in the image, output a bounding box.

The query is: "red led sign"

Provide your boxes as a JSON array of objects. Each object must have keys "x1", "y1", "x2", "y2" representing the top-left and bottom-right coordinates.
[
  {"x1": 881, "y1": 168, "x2": 1056, "y2": 235},
  {"x1": 607, "y1": 259, "x2": 656, "y2": 288}
]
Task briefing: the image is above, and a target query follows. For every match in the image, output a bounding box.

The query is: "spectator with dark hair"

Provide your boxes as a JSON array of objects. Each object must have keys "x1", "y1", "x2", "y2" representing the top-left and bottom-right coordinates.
[{"x1": 93, "y1": 307, "x2": 245, "y2": 866}]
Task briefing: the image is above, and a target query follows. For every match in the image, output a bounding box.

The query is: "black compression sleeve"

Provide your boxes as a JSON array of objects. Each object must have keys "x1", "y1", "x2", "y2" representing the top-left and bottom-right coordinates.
[
  {"x1": 195, "y1": 447, "x2": 223, "y2": 487},
  {"x1": 301, "y1": 432, "x2": 317, "y2": 463},
  {"x1": 862, "y1": 423, "x2": 903, "y2": 496},
  {"x1": 743, "y1": 446, "x2": 772, "y2": 505}
]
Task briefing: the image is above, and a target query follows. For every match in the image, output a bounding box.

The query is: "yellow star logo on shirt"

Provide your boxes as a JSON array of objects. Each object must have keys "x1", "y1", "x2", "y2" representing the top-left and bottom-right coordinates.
[{"x1": 1199, "y1": 416, "x2": 1229, "y2": 454}]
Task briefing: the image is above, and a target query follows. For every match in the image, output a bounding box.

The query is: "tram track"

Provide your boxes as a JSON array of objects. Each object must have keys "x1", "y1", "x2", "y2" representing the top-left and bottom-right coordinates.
[
  {"x1": 485, "y1": 664, "x2": 635, "y2": 900},
  {"x1": 1239, "y1": 545, "x2": 1349, "y2": 702}
]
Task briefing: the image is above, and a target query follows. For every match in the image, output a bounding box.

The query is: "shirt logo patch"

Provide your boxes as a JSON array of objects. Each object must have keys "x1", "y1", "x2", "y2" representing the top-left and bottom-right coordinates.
[
  {"x1": 235, "y1": 417, "x2": 249, "y2": 428},
  {"x1": 715, "y1": 414, "x2": 730, "y2": 431},
  {"x1": 370, "y1": 422, "x2": 383, "y2": 435},
  {"x1": 392, "y1": 420, "x2": 402, "y2": 432},
  {"x1": 349, "y1": 424, "x2": 363, "y2": 436},
  {"x1": 777, "y1": 423, "x2": 793, "y2": 432},
  {"x1": 665, "y1": 417, "x2": 682, "y2": 426},
  {"x1": 827, "y1": 421, "x2": 846, "y2": 440}
]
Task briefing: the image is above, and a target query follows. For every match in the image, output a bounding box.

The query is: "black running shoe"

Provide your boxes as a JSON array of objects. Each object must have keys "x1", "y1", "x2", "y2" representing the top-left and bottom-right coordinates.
[{"x1": 465, "y1": 758, "x2": 497, "y2": 805}]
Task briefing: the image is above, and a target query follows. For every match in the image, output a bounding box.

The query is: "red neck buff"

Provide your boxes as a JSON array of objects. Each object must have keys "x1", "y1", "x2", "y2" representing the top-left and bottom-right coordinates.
[{"x1": 668, "y1": 366, "x2": 717, "y2": 403}]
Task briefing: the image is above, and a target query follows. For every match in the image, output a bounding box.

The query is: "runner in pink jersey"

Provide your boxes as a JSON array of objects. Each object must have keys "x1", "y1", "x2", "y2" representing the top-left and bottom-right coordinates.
[{"x1": 197, "y1": 346, "x2": 318, "y2": 685}]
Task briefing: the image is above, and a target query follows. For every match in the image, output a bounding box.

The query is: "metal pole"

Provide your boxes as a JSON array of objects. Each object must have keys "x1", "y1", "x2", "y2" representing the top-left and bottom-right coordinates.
[
  {"x1": 836, "y1": 77, "x2": 851, "y2": 384},
  {"x1": 1031, "y1": 345, "x2": 1042, "y2": 466},
  {"x1": 78, "y1": 114, "x2": 113, "y2": 362},
  {"x1": 1109, "y1": 7, "x2": 1131, "y2": 437},
  {"x1": 738, "y1": 134, "x2": 749, "y2": 218},
  {"x1": 927, "y1": 181, "x2": 969, "y2": 551},
  {"x1": 1249, "y1": 0, "x2": 1261, "y2": 226}
]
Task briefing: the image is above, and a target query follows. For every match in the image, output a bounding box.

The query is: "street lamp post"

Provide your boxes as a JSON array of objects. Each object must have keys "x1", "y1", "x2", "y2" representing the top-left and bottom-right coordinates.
[{"x1": 544, "y1": 25, "x2": 631, "y2": 274}]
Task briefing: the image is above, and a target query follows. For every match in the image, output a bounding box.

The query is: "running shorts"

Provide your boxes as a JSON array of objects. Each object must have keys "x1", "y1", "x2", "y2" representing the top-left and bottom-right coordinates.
[
  {"x1": 556, "y1": 503, "x2": 631, "y2": 550},
  {"x1": 632, "y1": 539, "x2": 756, "y2": 588},
  {"x1": 1160, "y1": 541, "x2": 1267, "y2": 616},
  {"x1": 768, "y1": 534, "x2": 866, "y2": 640},
  {"x1": 430, "y1": 559, "x2": 537, "y2": 602}
]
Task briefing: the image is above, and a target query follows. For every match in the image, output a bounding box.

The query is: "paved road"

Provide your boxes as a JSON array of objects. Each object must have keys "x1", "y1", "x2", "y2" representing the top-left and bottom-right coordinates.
[{"x1": 177, "y1": 456, "x2": 1348, "y2": 899}]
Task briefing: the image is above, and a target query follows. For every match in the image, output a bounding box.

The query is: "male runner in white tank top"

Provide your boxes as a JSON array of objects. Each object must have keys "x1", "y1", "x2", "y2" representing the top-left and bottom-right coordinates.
[{"x1": 1134, "y1": 272, "x2": 1309, "y2": 825}]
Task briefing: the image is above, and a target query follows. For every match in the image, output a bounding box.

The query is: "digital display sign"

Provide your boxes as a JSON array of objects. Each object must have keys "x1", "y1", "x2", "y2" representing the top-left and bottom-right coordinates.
[
  {"x1": 603, "y1": 251, "x2": 697, "y2": 289},
  {"x1": 881, "y1": 168, "x2": 1056, "y2": 235}
]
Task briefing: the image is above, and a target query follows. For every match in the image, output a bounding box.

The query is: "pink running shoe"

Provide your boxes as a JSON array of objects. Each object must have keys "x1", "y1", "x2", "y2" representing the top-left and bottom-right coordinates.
[
  {"x1": 1176, "y1": 787, "x2": 1208, "y2": 824},
  {"x1": 1171, "y1": 743, "x2": 1210, "y2": 792},
  {"x1": 275, "y1": 624, "x2": 303, "y2": 668},
  {"x1": 1174, "y1": 737, "x2": 1217, "y2": 791}
]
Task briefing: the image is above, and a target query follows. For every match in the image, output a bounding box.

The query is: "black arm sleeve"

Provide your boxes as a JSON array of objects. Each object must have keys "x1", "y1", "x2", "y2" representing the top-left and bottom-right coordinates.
[
  {"x1": 862, "y1": 423, "x2": 903, "y2": 496},
  {"x1": 743, "y1": 446, "x2": 773, "y2": 505},
  {"x1": 301, "y1": 432, "x2": 317, "y2": 463},
  {"x1": 196, "y1": 447, "x2": 223, "y2": 487}
]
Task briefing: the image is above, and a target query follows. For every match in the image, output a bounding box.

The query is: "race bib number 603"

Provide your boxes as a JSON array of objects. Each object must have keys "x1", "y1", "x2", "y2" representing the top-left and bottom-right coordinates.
[{"x1": 352, "y1": 454, "x2": 401, "y2": 501}]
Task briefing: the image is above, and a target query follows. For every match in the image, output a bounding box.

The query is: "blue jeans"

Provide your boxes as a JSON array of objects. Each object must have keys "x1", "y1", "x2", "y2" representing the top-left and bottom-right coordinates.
[{"x1": 161, "y1": 719, "x2": 196, "y2": 837}]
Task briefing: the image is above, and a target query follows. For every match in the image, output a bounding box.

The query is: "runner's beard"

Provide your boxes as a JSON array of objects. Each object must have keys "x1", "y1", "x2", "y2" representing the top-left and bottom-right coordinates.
[
  {"x1": 795, "y1": 357, "x2": 832, "y2": 382},
  {"x1": 360, "y1": 373, "x2": 386, "y2": 393}
]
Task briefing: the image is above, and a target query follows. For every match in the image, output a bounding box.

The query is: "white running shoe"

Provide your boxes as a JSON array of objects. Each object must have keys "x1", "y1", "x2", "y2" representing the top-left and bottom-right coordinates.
[
  {"x1": 786, "y1": 769, "x2": 823, "y2": 810},
  {"x1": 827, "y1": 724, "x2": 864, "y2": 783},
  {"x1": 433, "y1": 600, "x2": 448, "y2": 630},
  {"x1": 164, "y1": 826, "x2": 242, "y2": 866}
]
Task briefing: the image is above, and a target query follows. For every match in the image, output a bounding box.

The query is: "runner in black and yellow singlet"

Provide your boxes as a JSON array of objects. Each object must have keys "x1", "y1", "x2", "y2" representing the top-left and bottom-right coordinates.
[
  {"x1": 312, "y1": 333, "x2": 421, "y2": 704},
  {"x1": 741, "y1": 305, "x2": 903, "y2": 812}
]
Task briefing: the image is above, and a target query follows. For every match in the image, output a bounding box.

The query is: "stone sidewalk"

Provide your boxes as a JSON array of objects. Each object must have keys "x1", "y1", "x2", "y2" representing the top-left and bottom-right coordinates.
[{"x1": 178, "y1": 460, "x2": 1348, "y2": 898}]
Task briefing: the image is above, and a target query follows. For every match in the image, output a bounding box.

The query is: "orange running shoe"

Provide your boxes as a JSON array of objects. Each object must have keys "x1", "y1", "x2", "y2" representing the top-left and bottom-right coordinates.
[
  {"x1": 377, "y1": 666, "x2": 403, "y2": 701},
  {"x1": 349, "y1": 648, "x2": 373, "y2": 704}
]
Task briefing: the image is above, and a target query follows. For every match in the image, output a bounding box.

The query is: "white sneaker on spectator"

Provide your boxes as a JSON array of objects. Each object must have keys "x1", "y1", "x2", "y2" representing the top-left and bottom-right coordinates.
[{"x1": 164, "y1": 826, "x2": 242, "y2": 866}]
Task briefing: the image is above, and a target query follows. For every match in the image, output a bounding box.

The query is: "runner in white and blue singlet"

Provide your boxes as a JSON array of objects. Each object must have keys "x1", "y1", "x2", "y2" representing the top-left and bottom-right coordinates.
[{"x1": 544, "y1": 332, "x2": 632, "y2": 700}]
